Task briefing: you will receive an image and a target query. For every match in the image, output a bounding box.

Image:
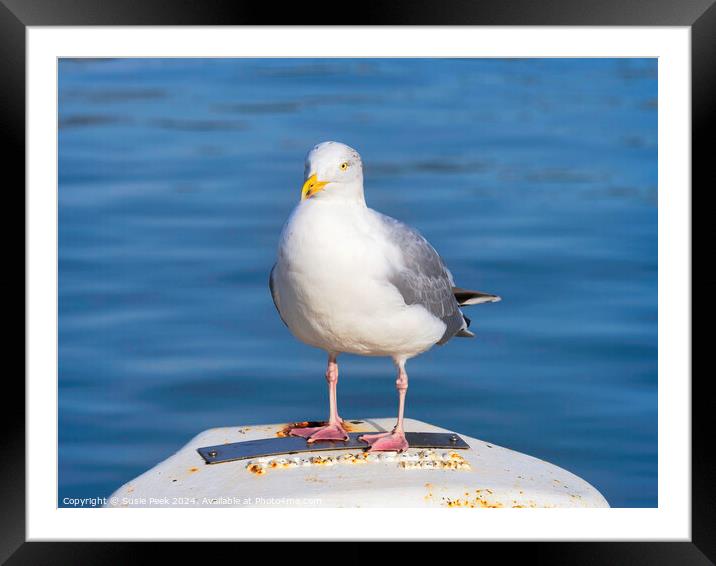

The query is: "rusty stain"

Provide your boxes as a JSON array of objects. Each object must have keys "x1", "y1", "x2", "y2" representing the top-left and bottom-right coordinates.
[
  {"x1": 188, "y1": 467, "x2": 199, "y2": 473},
  {"x1": 443, "y1": 495, "x2": 503, "y2": 508},
  {"x1": 339, "y1": 452, "x2": 370, "y2": 464},
  {"x1": 399, "y1": 450, "x2": 470, "y2": 470},
  {"x1": 247, "y1": 463, "x2": 266, "y2": 475},
  {"x1": 442, "y1": 488, "x2": 519, "y2": 508},
  {"x1": 424, "y1": 482, "x2": 434, "y2": 501},
  {"x1": 400, "y1": 459, "x2": 469, "y2": 471},
  {"x1": 310, "y1": 456, "x2": 335, "y2": 466},
  {"x1": 244, "y1": 449, "x2": 470, "y2": 476},
  {"x1": 276, "y1": 420, "x2": 366, "y2": 437}
]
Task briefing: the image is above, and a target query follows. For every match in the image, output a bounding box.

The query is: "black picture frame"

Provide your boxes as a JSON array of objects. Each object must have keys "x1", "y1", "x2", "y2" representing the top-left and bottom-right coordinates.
[{"x1": 5, "y1": 0, "x2": 708, "y2": 561}]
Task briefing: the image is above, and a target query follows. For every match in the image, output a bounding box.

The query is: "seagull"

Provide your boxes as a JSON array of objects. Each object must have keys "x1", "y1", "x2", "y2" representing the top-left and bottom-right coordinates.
[{"x1": 270, "y1": 141, "x2": 500, "y2": 452}]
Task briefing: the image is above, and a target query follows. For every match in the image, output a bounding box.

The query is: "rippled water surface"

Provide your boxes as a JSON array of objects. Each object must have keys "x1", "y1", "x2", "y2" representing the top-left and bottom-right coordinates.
[{"x1": 59, "y1": 58, "x2": 657, "y2": 507}]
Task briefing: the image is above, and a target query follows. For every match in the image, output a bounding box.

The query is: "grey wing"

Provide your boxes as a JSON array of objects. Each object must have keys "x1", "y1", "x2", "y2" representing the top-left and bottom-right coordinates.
[
  {"x1": 269, "y1": 264, "x2": 288, "y2": 327},
  {"x1": 379, "y1": 214, "x2": 467, "y2": 345}
]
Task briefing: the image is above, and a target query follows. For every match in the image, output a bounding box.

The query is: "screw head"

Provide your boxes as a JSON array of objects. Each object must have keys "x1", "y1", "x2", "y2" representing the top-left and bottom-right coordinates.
[
  {"x1": 450, "y1": 435, "x2": 458, "y2": 443},
  {"x1": 208, "y1": 450, "x2": 218, "y2": 457}
]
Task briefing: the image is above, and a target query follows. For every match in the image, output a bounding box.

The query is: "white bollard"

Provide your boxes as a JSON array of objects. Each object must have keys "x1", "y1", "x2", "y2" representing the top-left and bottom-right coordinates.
[{"x1": 107, "y1": 418, "x2": 609, "y2": 508}]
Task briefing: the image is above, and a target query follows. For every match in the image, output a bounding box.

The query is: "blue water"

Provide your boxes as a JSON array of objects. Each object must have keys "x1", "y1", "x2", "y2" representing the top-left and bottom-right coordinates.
[{"x1": 58, "y1": 58, "x2": 657, "y2": 508}]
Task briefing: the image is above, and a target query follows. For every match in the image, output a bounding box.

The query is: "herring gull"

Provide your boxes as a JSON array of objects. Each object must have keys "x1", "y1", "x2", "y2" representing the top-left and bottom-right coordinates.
[{"x1": 270, "y1": 141, "x2": 500, "y2": 452}]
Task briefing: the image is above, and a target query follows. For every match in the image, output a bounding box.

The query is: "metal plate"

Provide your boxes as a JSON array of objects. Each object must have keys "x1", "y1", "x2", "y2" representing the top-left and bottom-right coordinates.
[{"x1": 197, "y1": 432, "x2": 469, "y2": 464}]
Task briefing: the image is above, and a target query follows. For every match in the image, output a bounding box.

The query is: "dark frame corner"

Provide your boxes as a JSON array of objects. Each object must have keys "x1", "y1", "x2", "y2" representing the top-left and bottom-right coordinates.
[{"x1": 6, "y1": 0, "x2": 709, "y2": 562}]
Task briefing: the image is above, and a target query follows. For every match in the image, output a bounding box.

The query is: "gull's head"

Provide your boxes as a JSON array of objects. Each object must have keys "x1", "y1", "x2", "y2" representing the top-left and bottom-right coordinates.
[{"x1": 301, "y1": 141, "x2": 364, "y2": 202}]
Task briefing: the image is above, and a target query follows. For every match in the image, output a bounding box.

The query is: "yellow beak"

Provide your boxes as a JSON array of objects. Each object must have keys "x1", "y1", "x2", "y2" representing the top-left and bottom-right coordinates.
[{"x1": 301, "y1": 174, "x2": 329, "y2": 201}]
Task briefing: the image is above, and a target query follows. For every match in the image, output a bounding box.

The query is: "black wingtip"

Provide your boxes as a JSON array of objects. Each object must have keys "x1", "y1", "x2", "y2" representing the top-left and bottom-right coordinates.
[{"x1": 453, "y1": 287, "x2": 501, "y2": 306}]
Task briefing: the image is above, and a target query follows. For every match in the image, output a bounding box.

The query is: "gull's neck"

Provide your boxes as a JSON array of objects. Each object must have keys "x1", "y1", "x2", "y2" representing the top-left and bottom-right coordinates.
[{"x1": 316, "y1": 180, "x2": 366, "y2": 207}]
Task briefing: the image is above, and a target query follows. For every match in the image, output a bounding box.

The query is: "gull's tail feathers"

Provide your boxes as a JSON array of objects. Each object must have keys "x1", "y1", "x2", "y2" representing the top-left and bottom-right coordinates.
[
  {"x1": 453, "y1": 287, "x2": 501, "y2": 306},
  {"x1": 455, "y1": 314, "x2": 475, "y2": 338}
]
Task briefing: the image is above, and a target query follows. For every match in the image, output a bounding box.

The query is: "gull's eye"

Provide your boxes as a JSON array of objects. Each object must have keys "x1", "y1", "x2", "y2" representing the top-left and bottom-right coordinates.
[{"x1": 340, "y1": 162, "x2": 349, "y2": 171}]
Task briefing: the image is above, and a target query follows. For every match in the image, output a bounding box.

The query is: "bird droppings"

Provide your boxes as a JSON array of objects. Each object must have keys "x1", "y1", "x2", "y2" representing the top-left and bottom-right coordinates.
[
  {"x1": 276, "y1": 420, "x2": 365, "y2": 438},
  {"x1": 245, "y1": 449, "x2": 471, "y2": 475}
]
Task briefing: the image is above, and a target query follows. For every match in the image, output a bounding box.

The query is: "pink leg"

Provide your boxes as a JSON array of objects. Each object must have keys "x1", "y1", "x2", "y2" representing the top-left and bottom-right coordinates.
[
  {"x1": 360, "y1": 359, "x2": 409, "y2": 452},
  {"x1": 290, "y1": 354, "x2": 349, "y2": 442}
]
